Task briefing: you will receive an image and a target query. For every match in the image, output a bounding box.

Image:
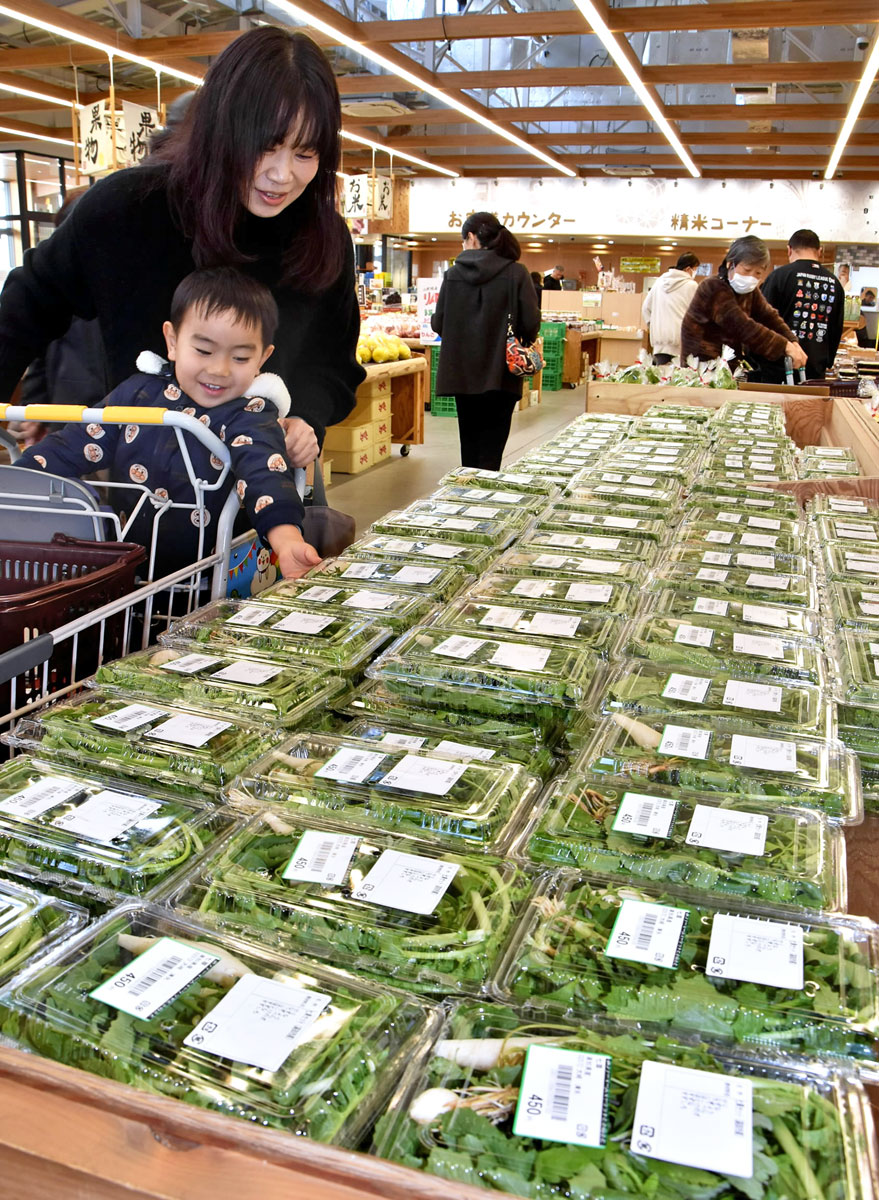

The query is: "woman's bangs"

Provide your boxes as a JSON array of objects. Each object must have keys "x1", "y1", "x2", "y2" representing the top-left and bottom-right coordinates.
[{"x1": 267, "y1": 83, "x2": 337, "y2": 162}]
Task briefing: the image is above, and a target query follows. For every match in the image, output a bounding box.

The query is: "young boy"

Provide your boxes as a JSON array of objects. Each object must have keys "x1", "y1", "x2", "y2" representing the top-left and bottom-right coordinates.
[{"x1": 15, "y1": 267, "x2": 321, "y2": 579}]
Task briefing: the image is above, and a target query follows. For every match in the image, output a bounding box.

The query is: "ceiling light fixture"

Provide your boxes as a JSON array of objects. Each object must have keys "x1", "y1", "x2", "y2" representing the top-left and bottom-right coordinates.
[
  {"x1": 0, "y1": 78, "x2": 73, "y2": 106},
  {"x1": 271, "y1": 0, "x2": 575, "y2": 177},
  {"x1": 342, "y1": 129, "x2": 458, "y2": 177},
  {"x1": 569, "y1": 0, "x2": 700, "y2": 178},
  {"x1": 0, "y1": 2, "x2": 203, "y2": 85},
  {"x1": 825, "y1": 31, "x2": 879, "y2": 178},
  {"x1": 0, "y1": 123, "x2": 73, "y2": 145}
]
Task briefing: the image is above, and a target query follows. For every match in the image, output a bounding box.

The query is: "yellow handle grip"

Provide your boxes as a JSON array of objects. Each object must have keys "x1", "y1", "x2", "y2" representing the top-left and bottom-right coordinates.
[
  {"x1": 0, "y1": 403, "x2": 170, "y2": 424},
  {"x1": 101, "y1": 406, "x2": 169, "y2": 424}
]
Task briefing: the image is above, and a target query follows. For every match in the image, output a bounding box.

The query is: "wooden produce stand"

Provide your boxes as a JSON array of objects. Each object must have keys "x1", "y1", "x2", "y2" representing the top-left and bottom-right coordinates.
[
  {"x1": 562, "y1": 330, "x2": 644, "y2": 386},
  {"x1": 325, "y1": 357, "x2": 426, "y2": 473}
]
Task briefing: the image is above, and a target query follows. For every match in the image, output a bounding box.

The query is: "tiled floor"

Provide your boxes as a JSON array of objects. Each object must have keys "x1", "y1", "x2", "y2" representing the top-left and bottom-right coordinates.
[{"x1": 326, "y1": 385, "x2": 587, "y2": 533}]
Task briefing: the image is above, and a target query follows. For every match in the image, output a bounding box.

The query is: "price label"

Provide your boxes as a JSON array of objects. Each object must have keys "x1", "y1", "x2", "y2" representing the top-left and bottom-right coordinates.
[
  {"x1": 748, "y1": 516, "x2": 781, "y2": 531},
  {"x1": 433, "y1": 634, "x2": 485, "y2": 659},
  {"x1": 732, "y1": 633, "x2": 784, "y2": 660},
  {"x1": 705, "y1": 530, "x2": 735, "y2": 545},
  {"x1": 462, "y1": 505, "x2": 500, "y2": 519},
  {"x1": 513, "y1": 1046, "x2": 610, "y2": 1148},
  {"x1": 341, "y1": 561, "x2": 379, "y2": 579},
  {"x1": 183, "y1": 974, "x2": 331, "y2": 1071},
  {"x1": 342, "y1": 589, "x2": 399, "y2": 611},
  {"x1": 433, "y1": 739, "x2": 496, "y2": 762},
  {"x1": 271, "y1": 612, "x2": 335, "y2": 634},
  {"x1": 745, "y1": 572, "x2": 789, "y2": 591},
  {"x1": 433, "y1": 502, "x2": 463, "y2": 514},
  {"x1": 631, "y1": 1062, "x2": 753, "y2": 1179},
  {"x1": 736, "y1": 552, "x2": 776, "y2": 570},
  {"x1": 91, "y1": 936, "x2": 219, "y2": 1019},
  {"x1": 685, "y1": 804, "x2": 768, "y2": 855},
  {"x1": 729, "y1": 734, "x2": 797, "y2": 773},
  {"x1": 52, "y1": 790, "x2": 161, "y2": 842},
  {"x1": 92, "y1": 704, "x2": 165, "y2": 733},
  {"x1": 422, "y1": 542, "x2": 465, "y2": 559},
  {"x1": 379, "y1": 732, "x2": 427, "y2": 749},
  {"x1": 611, "y1": 792, "x2": 677, "y2": 839},
  {"x1": 297, "y1": 585, "x2": 341, "y2": 603},
  {"x1": 565, "y1": 582, "x2": 613, "y2": 603},
  {"x1": 282, "y1": 830, "x2": 360, "y2": 885},
  {"x1": 695, "y1": 568, "x2": 729, "y2": 583},
  {"x1": 378, "y1": 754, "x2": 469, "y2": 797},
  {"x1": 628, "y1": 475, "x2": 656, "y2": 486},
  {"x1": 722, "y1": 679, "x2": 783, "y2": 713},
  {"x1": 210, "y1": 660, "x2": 283, "y2": 685},
  {"x1": 159, "y1": 653, "x2": 222, "y2": 675},
  {"x1": 351, "y1": 848, "x2": 459, "y2": 914},
  {"x1": 491, "y1": 643, "x2": 551, "y2": 671},
  {"x1": 702, "y1": 551, "x2": 732, "y2": 566},
  {"x1": 706, "y1": 913, "x2": 804, "y2": 989},
  {"x1": 860, "y1": 601, "x2": 879, "y2": 616},
  {"x1": 716, "y1": 512, "x2": 743, "y2": 524},
  {"x1": 572, "y1": 557, "x2": 623, "y2": 575},
  {"x1": 658, "y1": 724, "x2": 712, "y2": 760},
  {"x1": 392, "y1": 565, "x2": 441, "y2": 584},
  {"x1": 533, "y1": 554, "x2": 567, "y2": 568},
  {"x1": 547, "y1": 534, "x2": 581, "y2": 548},
  {"x1": 0, "y1": 775, "x2": 85, "y2": 819},
  {"x1": 439, "y1": 517, "x2": 478, "y2": 532},
  {"x1": 524, "y1": 612, "x2": 580, "y2": 638},
  {"x1": 314, "y1": 747, "x2": 385, "y2": 784},
  {"x1": 479, "y1": 605, "x2": 523, "y2": 630},
  {"x1": 577, "y1": 535, "x2": 620, "y2": 551},
  {"x1": 662, "y1": 673, "x2": 712, "y2": 704},
  {"x1": 740, "y1": 532, "x2": 778, "y2": 550},
  {"x1": 381, "y1": 538, "x2": 415, "y2": 552},
  {"x1": 225, "y1": 604, "x2": 272, "y2": 627},
  {"x1": 674, "y1": 624, "x2": 714, "y2": 648},
  {"x1": 147, "y1": 714, "x2": 232, "y2": 748},
  {"x1": 741, "y1": 604, "x2": 789, "y2": 630},
  {"x1": 606, "y1": 898, "x2": 688, "y2": 968},
  {"x1": 511, "y1": 578, "x2": 555, "y2": 599},
  {"x1": 604, "y1": 516, "x2": 639, "y2": 529},
  {"x1": 693, "y1": 597, "x2": 729, "y2": 616}
]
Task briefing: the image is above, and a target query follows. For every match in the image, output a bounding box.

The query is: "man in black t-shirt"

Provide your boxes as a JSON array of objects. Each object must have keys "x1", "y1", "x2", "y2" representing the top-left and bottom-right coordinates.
[
  {"x1": 753, "y1": 229, "x2": 844, "y2": 382},
  {"x1": 543, "y1": 265, "x2": 564, "y2": 291}
]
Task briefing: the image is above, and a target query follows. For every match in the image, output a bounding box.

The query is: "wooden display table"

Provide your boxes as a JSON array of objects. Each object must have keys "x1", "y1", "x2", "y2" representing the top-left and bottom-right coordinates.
[{"x1": 563, "y1": 329, "x2": 644, "y2": 386}]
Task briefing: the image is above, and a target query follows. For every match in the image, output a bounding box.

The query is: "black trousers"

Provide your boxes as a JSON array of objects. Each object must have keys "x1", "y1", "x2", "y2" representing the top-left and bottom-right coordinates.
[{"x1": 455, "y1": 391, "x2": 519, "y2": 471}]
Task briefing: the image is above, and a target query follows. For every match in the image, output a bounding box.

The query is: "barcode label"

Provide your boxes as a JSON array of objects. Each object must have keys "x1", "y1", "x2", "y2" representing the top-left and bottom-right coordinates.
[
  {"x1": 606, "y1": 898, "x2": 688, "y2": 968},
  {"x1": 91, "y1": 936, "x2": 219, "y2": 1018},
  {"x1": 433, "y1": 634, "x2": 485, "y2": 659},
  {"x1": 658, "y1": 724, "x2": 712, "y2": 760},
  {"x1": 693, "y1": 597, "x2": 729, "y2": 616},
  {"x1": 513, "y1": 1046, "x2": 610, "y2": 1147},
  {"x1": 706, "y1": 913, "x2": 804, "y2": 990},
  {"x1": 661, "y1": 673, "x2": 712, "y2": 704},
  {"x1": 130, "y1": 955, "x2": 182, "y2": 997},
  {"x1": 685, "y1": 804, "x2": 768, "y2": 855},
  {"x1": 0, "y1": 775, "x2": 85, "y2": 820},
  {"x1": 351, "y1": 848, "x2": 459, "y2": 914},
  {"x1": 314, "y1": 747, "x2": 386, "y2": 785},
  {"x1": 612, "y1": 791, "x2": 678, "y2": 839},
  {"x1": 282, "y1": 830, "x2": 360, "y2": 885},
  {"x1": 341, "y1": 561, "x2": 379, "y2": 579},
  {"x1": 674, "y1": 624, "x2": 714, "y2": 648}
]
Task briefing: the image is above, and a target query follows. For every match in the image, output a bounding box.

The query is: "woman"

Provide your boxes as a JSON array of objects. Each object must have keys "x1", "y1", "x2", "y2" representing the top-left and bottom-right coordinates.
[
  {"x1": 530, "y1": 270, "x2": 543, "y2": 305},
  {"x1": 0, "y1": 28, "x2": 363, "y2": 484},
  {"x1": 431, "y1": 212, "x2": 539, "y2": 470},
  {"x1": 681, "y1": 235, "x2": 807, "y2": 372}
]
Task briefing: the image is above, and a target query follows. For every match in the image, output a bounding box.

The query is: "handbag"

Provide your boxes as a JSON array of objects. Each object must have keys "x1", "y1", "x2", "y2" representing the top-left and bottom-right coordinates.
[
  {"x1": 301, "y1": 459, "x2": 356, "y2": 558},
  {"x1": 505, "y1": 268, "x2": 544, "y2": 378}
]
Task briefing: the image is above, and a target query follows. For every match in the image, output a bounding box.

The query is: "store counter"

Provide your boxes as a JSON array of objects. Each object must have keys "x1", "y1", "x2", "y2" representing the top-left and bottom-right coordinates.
[{"x1": 563, "y1": 328, "x2": 644, "y2": 385}]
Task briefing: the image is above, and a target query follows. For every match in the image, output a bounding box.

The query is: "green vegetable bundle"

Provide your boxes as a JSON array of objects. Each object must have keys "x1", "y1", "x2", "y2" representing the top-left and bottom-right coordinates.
[
  {"x1": 0, "y1": 876, "x2": 87, "y2": 984},
  {"x1": 340, "y1": 532, "x2": 498, "y2": 575},
  {"x1": 648, "y1": 587, "x2": 819, "y2": 638},
  {"x1": 370, "y1": 505, "x2": 520, "y2": 548},
  {"x1": 309, "y1": 555, "x2": 470, "y2": 602},
  {"x1": 650, "y1": 562, "x2": 817, "y2": 609},
  {"x1": 438, "y1": 466, "x2": 561, "y2": 497},
  {"x1": 439, "y1": 598, "x2": 618, "y2": 658}
]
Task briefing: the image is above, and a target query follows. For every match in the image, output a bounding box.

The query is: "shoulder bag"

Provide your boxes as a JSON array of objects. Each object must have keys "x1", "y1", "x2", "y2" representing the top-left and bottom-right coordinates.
[{"x1": 505, "y1": 266, "x2": 544, "y2": 378}]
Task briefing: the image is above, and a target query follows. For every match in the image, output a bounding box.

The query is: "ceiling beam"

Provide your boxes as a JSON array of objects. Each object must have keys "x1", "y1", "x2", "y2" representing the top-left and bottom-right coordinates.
[
  {"x1": 342, "y1": 102, "x2": 879, "y2": 125},
  {"x1": 378, "y1": 129, "x2": 879, "y2": 149}
]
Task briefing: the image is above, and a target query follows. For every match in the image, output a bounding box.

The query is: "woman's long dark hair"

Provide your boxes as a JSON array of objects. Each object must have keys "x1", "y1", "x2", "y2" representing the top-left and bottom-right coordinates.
[
  {"x1": 718, "y1": 235, "x2": 770, "y2": 282},
  {"x1": 165, "y1": 28, "x2": 343, "y2": 292},
  {"x1": 462, "y1": 211, "x2": 521, "y2": 261}
]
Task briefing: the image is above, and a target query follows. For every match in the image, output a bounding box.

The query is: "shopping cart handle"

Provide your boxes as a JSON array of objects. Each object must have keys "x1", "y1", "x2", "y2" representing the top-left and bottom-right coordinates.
[{"x1": 0, "y1": 632, "x2": 53, "y2": 686}]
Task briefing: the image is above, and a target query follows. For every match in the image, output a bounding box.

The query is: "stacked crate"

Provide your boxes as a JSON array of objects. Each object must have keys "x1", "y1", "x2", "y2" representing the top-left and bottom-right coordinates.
[
  {"x1": 323, "y1": 375, "x2": 392, "y2": 473},
  {"x1": 539, "y1": 321, "x2": 565, "y2": 391}
]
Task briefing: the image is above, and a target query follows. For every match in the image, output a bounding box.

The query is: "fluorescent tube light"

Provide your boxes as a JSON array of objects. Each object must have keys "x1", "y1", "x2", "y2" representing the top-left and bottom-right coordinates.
[
  {"x1": 342, "y1": 128, "x2": 459, "y2": 177},
  {"x1": 0, "y1": 79, "x2": 72, "y2": 105},
  {"x1": 825, "y1": 32, "x2": 879, "y2": 179},
  {"x1": 0, "y1": 123, "x2": 73, "y2": 144}
]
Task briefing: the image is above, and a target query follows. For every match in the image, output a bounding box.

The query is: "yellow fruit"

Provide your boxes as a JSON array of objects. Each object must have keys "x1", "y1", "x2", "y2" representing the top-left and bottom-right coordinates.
[
  {"x1": 397, "y1": 342, "x2": 411, "y2": 359},
  {"x1": 372, "y1": 346, "x2": 390, "y2": 363}
]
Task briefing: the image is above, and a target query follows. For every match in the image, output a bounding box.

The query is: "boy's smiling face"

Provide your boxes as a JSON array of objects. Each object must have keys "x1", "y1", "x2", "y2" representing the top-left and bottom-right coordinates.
[{"x1": 163, "y1": 305, "x2": 274, "y2": 408}]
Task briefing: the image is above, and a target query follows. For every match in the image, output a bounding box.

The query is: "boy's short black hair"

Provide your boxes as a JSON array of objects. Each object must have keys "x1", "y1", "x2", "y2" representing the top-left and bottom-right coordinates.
[
  {"x1": 676, "y1": 252, "x2": 700, "y2": 271},
  {"x1": 169, "y1": 267, "x2": 279, "y2": 345}
]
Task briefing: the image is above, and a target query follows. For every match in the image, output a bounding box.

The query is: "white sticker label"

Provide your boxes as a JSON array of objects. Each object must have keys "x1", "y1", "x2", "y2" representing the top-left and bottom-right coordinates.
[
  {"x1": 491, "y1": 642, "x2": 551, "y2": 672},
  {"x1": 512, "y1": 578, "x2": 555, "y2": 598},
  {"x1": 378, "y1": 753, "x2": 469, "y2": 797},
  {"x1": 422, "y1": 542, "x2": 464, "y2": 559},
  {"x1": 706, "y1": 914, "x2": 804, "y2": 990},
  {"x1": 298, "y1": 585, "x2": 341, "y2": 603},
  {"x1": 701, "y1": 551, "x2": 732, "y2": 566},
  {"x1": 500, "y1": 472, "x2": 533, "y2": 484},
  {"x1": 748, "y1": 516, "x2": 781, "y2": 531},
  {"x1": 722, "y1": 679, "x2": 783, "y2": 713},
  {"x1": 705, "y1": 530, "x2": 735, "y2": 545},
  {"x1": 628, "y1": 475, "x2": 656, "y2": 486},
  {"x1": 462, "y1": 505, "x2": 500, "y2": 519},
  {"x1": 342, "y1": 589, "x2": 399, "y2": 611},
  {"x1": 573, "y1": 557, "x2": 623, "y2": 575},
  {"x1": 91, "y1": 936, "x2": 219, "y2": 1019},
  {"x1": 658, "y1": 724, "x2": 712, "y2": 760},
  {"x1": 740, "y1": 532, "x2": 778, "y2": 550},
  {"x1": 439, "y1": 517, "x2": 478, "y2": 532},
  {"x1": 547, "y1": 534, "x2": 581, "y2": 548},
  {"x1": 695, "y1": 568, "x2": 729, "y2": 582},
  {"x1": 433, "y1": 502, "x2": 464, "y2": 514},
  {"x1": 271, "y1": 611, "x2": 335, "y2": 635},
  {"x1": 379, "y1": 732, "x2": 427, "y2": 749},
  {"x1": 341, "y1": 561, "x2": 379, "y2": 579},
  {"x1": 351, "y1": 848, "x2": 459, "y2": 914},
  {"x1": 382, "y1": 538, "x2": 415, "y2": 553},
  {"x1": 631, "y1": 1061, "x2": 753, "y2": 1179},
  {"x1": 159, "y1": 653, "x2": 223, "y2": 675},
  {"x1": 392, "y1": 565, "x2": 441, "y2": 584},
  {"x1": 52, "y1": 789, "x2": 161, "y2": 842},
  {"x1": 729, "y1": 733, "x2": 797, "y2": 773},
  {"x1": 685, "y1": 804, "x2": 768, "y2": 855},
  {"x1": 147, "y1": 714, "x2": 231, "y2": 748},
  {"x1": 524, "y1": 612, "x2": 580, "y2": 638},
  {"x1": 183, "y1": 974, "x2": 331, "y2": 1072},
  {"x1": 513, "y1": 1046, "x2": 610, "y2": 1148},
  {"x1": 433, "y1": 634, "x2": 484, "y2": 660},
  {"x1": 315, "y1": 747, "x2": 385, "y2": 785},
  {"x1": 282, "y1": 830, "x2": 360, "y2": 885},
  {"x1": 92, "y1": 704, "x2": 165, "y2": 733},
  {"x1": 479, "y1": 605, "x2": 524, "y2": 630},
  {"x1": 0, "y1": 775, "x2": 84, "y2": 820},
  {"x1": 661, "y1": 673, "x2": 712, "y2": 704},
  {"x1": 693, "y1": 597, "x2": 729, "y2": 616},
  {"x1": 226, "y1": 604, "x2": 272, "y2": 627},
  {"x1": 737, "y1": 553, "x2": 776, "y2": 570},
  {"x1": 612, "y1": 792, "x2": 678, "y2": 839},
  {"x1": 860, "y1": 602, "x2": 879, "y2": 616},
  {"x1": 716, "y1": 512, "x2": 743, "y2": 524},
  {"x1": 674, "y1": 624, "x2": 715, "y2": 648},
  {"x1": 604, "y1": 516, "x2": 639, "y2": 529},
  {"x1": 746, "y1": 572, "x2": 789, "y2": 591},
  {"x1": 533, "y1": 554, "x2": 567, "y2": 568},
  {"x1": 732, "y1": 633, "x2": 784, "y2": 660},
  {"x1": 606, "y1": 898, "x2": 688, "y2": 968},
  {"x1": 210, "y1": 660, "x2": 284, "y2": 685},
  {"x1": 433, "y1": 739, "x2": 496, "y2": 762},
  {"x1": 742, "y1": 604, "x2": 789, "y2": 630},
  {"x1": 565, "y1": 582, "x2": 613, "y2": 603}
]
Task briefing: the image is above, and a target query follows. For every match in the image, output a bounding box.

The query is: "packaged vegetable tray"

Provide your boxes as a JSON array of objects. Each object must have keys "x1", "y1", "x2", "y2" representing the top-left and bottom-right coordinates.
[
  {"x1": 673, "y1": 522, "x2": 805, "y2": 558},
  {"x1": 340, "y1": 532, "x2": 498, "y2": 575},
  {"x1": 0, "y1": 757, "x2": 233, "y2": 901},
  {"x1": 527, "y1": 518, "x2": 658, "y2": 563},
  {"x1": 236, "y1": 576, "x2": 435, "y2": 633},
  {"x1": 647, "y1": 586, "x2": 820, "y2": 638},
  {"x1": 370, "y1": 505, "x2": 521, "y2": 549},
  {"x1": 94, "y1": 647, "x2": 345, "y2": 729},
  {"x1": 535, "y1": 504, "x2": 667, "y2": 543},
  {"x1": 681, "y1": 507, "x2": 802, "y2": 540},
  {"x1": 563, "y1": 475, "x2": 682, "y2": 510},
  {"x1": 808, "y1": 493, "x2": 879, "y2": 518},
  {"x1": 511, "y1": 540, "x2": 647, "y2": 584},
  {"x1": 469, "y1": 571, "x2": 635, "y2": 620},
  {"x1": 438, "y1": 466, "x2": 561, "y2": 497},
  {"x1": 160, "y1": 598, "x2": 392, "y2": 673},
  {"x1": 0, "y1": 904, "x2": 435, "y2": 1144},
  {"x1": 823, "y1": 541, "x2": 879, "y2": 584},
  {"x1": 667, "y1": 543, "x2": 809, "y2": 578},
  {"x1": 429, "y1": 484, "x2": 546, "y2": 516},
  {"x1": 372, "y1": 1000, "x2": 877, "y2": 1200},
  {"x1": 814, "y1": 514, "x2": 879, "y2": 551},
  {"x1": 228, "y1": 731, "x2": 541, "y2": 852},
  {"x1": 0, "y1": 875, "x2": 87, "y2": 985},
  {"x1": 171, "y1": 814, "x2": 532, "y2": 997},
  {"x1": 688, "y1": 480, "x2": 800, "y2": 516},
  {"x1": 309, "y1": 555, "x2": 470, "y2": 602},
  {"x1": 496, "y1": 547, "x2": 645, "y2": 590},
  {"x1": 7, "y1": 692, "x2": 281, "y2": 801},
  {"x1": 435, "y1": 597, "x2": 618, "y2": 658},
  {"x1": 518, "y1": 772, "x2": 844, "y2": 910},
  {"x1": 649, "y1": 561, "x2": 818, "y2": 609},
  {"x1": 494, "y1": 873, "x2": 879, "y2": 1069}
]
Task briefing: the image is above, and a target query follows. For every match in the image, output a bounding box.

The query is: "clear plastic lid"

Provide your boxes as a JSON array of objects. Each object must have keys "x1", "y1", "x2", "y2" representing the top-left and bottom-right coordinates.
[
  {"x1": 0, "y1": 904, "x2": 434, "y2": 1144},
  {"x1": 230, "y1": 731, "x2": 541, "y2": 851},
  {"x1": 540, "y1": 504, "x2": 667, "y2": 543},
  {"x1": 469, "y1": 570, "x2": 635, "y2": 619},
  {"x1": 334, "y1": 681, "x2": 560, "y2": 780},
  {"x1": 496, "y1": 545, "x2": 646, "y2": 586},
  {"x1": 436, "y1": 597, "x2": 618, "y2": 658},
  {"x1": 340, "y1": 532, "x2": 498, "y2": 575},
  {"x1": 595, "y1": 455, "x2": 697, "y2": 481},
  {"x1": 621, "y1": 614, "x2": 826, "y2": 685},
  {"x1": 578, "y1": 716, "x2": 861, "y2": 822},
  {"x1": 689, "y1": 479, "x2": 801, "y2": 515},
  {"x1": 7, "y1": 691, "x2": 280, "y2": 801},
  {"x1": 561, "y1": 474, "x2": 682, "y2": 509},
  {"x1": 372, "y1": 999, "x2": 876, "y2": 1200},
  {"x1": 808, "y1": 493, "x2": 879, "y2": 518},
  {"x1": 171, "y1": 814, "x2": 532, "y2": 997},
  {"x1": 528, "y1": 515, "x2": 659, "y2": 563},
  {"x1": 0, "y1": 874, "x2": 87, "y2": 984},
  {"x1": 429, "y1": 484, "x2": 546, "y2": 516},
  {"x1": 370, "y1": 505, "x2": 521, "y2": 549},
  {"x1": 837, "y1": 629, "x2": 879, "y2": 703},
  {"x1": 674, "y1": 522, "x2": 805, "y2": 558},
  {"x1": 815, "y1": 514, "x2": 879, "y2": 552},
  {"x1": 823, "y1": 541, "x2": 879, "y2": 584},
  {"x1": 437, "y1": 466, "x2": 561, "y2": 496},
  {"x1": 682, "y1": 508, "x2": 803, "y2": 539},
  {"x1": 235, "y1": 576, "x2": 435, "y2": 632},
  {"x1": 494, "y1": 874, "x2": 879, "y2": 1069},
  {"x1": 595, "y1": 659, "x2": 829, "y2": 736},
  {"x1": 668, "y1": 543, "x2": 809, "y2": 578},
  {"x1": 647, "y1": 585, "x2": 820, "y2": 637},
  {"x1": 650, "y1": 561, "x2": 818, "y2": 609},
  {"x1": 0, "y1": 758, "x2": 233, "y2": 900},
  {"x1": 159, "y1": 598, "x2": 393, "y2": 672},
  {"x1": 714, "y1": 402, "x2": 787, "y2": 431},
  {"x1": 310, "y1": 555, "x2": 470, "y2": 602},
  {"x1": 367, "y1": 624, "x2": 598, "y2": 727},
  {"x1": 518, "y1": 772, "x2": 843, "y2": 910},
  {"x1": 94, "y1": 647, "x2": 345, "y2": 729}
]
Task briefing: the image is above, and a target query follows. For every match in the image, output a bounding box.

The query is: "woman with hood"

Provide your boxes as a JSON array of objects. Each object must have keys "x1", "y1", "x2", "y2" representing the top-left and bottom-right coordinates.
[
  {"x1": 641, "y1": 251, "x2": 700, "y2": 364},
  {"x1": 431, "y1": 212, "x2": 540, "y2": 471}
]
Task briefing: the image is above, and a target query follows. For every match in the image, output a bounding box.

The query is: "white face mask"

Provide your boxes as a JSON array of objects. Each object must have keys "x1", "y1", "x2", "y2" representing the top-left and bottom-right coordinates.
[{"x1": 729, "y1": 272, "x2": 760, "y2": 295}]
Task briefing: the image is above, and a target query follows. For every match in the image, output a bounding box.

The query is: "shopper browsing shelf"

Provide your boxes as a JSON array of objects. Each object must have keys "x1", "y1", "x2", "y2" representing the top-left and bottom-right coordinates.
[
  {"x1": 431, "y1": 212, "x2": 540, "y2": 471},
  {"x1": 641, "y1": 251, "x2": 700, "y2": 364},
  {"x1": 14, "y1": 268, "x2": 320, "y2": 580},
  {"x1": 0, "y1": 27, "x2": 363, "y2": 467},
  {"x1": 681, "y1": 235, "x2": 807, "y2": 372}
]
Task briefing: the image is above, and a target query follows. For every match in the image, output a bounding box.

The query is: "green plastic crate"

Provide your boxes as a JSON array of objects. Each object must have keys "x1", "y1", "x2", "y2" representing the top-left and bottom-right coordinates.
[
  {"x1": 540, "y1": 321, "x2": 567, "y2": 342},
  {"x1": 541, "y1": 369, "x2": 564, "y2": 391},
  {"x1": 431, "y1": 396, "x2": 458, "y2": 417}
]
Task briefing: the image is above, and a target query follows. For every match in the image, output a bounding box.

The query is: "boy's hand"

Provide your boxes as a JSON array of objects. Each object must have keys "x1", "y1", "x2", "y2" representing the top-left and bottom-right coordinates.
[
  {"x1": 267, "y1": 523, "x2": 322, "y2": 579},
  {"x1": 280, "y1": 417, "x2": 319, "y2": 467}
]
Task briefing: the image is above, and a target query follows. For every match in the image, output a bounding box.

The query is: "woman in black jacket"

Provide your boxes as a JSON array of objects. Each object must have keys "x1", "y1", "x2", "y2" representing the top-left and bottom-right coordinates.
[{"x1": 431, "y1": 212, "x2": 540, "y2": 470}]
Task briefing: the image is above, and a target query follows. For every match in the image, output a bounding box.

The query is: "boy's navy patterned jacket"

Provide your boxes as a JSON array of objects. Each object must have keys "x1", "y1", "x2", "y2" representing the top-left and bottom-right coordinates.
[{"x1": 14, "y1": 355, "x2": 304, "y2": 574}]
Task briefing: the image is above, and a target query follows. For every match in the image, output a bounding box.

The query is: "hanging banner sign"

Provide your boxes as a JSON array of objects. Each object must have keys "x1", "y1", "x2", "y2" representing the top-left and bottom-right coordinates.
[
  {"x1": 121, "y1": 102, "x2": 159, "y2": 166},
  {"x1": 77, "y1": 101, "x2": 125, "y2": 175},
  {"x1": 345, "y1": 174, "x2": 393, "y2": 220}
]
